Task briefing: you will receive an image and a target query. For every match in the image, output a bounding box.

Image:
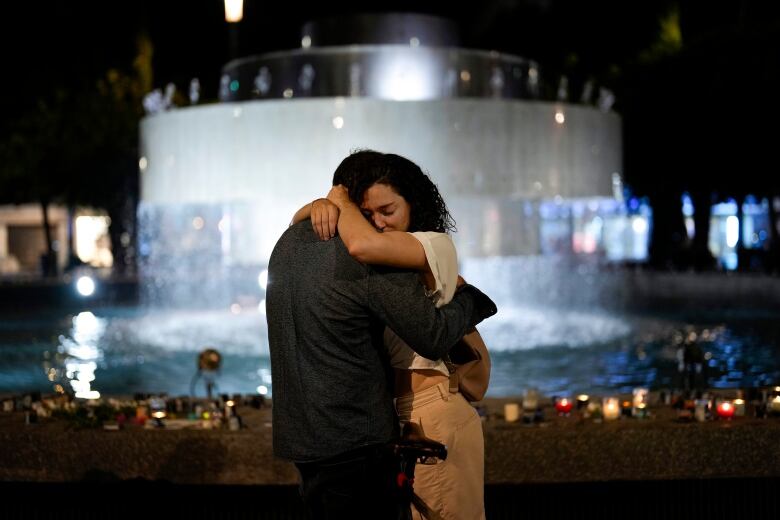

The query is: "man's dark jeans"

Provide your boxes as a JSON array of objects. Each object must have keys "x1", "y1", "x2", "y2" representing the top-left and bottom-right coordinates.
[{"x1": 295, "y1": 444, "x2": 404, "y2": 519}]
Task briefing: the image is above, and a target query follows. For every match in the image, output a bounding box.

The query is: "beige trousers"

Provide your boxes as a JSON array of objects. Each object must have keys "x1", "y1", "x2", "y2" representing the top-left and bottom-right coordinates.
[{"x1": 396, "y1": 382, "x2": 486, "y2": 520}]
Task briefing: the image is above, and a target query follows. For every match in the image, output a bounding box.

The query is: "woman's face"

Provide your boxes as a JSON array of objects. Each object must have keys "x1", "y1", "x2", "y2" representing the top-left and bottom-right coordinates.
[{"x1": 360, "y1": 182, "x2": 411, "y2": 232}]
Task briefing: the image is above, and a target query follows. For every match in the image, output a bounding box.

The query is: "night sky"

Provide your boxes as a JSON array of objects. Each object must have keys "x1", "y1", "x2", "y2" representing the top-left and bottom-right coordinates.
[{"x1": 0, "y1": 1, "x2": 677, "y2": 116}]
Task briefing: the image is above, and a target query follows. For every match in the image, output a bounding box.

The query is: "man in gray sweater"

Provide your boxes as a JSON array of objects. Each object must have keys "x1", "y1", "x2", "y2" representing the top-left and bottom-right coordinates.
[{"x1": 267, "y1": 185, "x2": 496, "y2": 518}]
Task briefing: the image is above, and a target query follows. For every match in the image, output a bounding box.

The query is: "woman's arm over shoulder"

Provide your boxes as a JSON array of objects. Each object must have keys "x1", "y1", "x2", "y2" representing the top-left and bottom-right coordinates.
[
  {"x1": 346, "y1": 225, "x2": 428, "y2": 269},
  {"x1": 328, "y1": 186, "x2": 428, "y2": 269},
  {"x1": 290, "y1": 198, "x2": 340, "y2": 239}
]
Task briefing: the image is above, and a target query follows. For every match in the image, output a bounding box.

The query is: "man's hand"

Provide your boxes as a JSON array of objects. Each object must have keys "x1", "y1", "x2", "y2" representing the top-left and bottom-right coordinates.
[
  {"x1": 326, "y1": 185, "x2": 352, "y2": 209},
  {"x1": 311, "y1": 198, "x2": 340, "y2": 240}
]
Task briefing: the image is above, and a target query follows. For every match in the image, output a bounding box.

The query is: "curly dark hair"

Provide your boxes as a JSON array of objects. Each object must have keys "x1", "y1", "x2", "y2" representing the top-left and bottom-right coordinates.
[{"x1": 332, "y1": 150, "x2": 456, "y2": 233}]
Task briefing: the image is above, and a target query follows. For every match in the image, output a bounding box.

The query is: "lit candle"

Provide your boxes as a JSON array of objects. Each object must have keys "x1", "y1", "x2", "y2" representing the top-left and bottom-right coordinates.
[
  {"x1": 770, "y1": 396, "x2": 780, "y2": 414},
  {"x1": 224, "y1": 400, "x2": 235, "y2": 419},
  {"x1": 716, "y1": 401, "x2": 735, "y2": 420},
  {"x1": 694, "y1": 399, "x2": 708, "y2": 422},
  {"x1": 603, "y1": 398, "x2": 620, "y2": 421},
  {"x1": 733, "y1": 399, "x2": 746, "y2": 417},
  {"x1": 586, "y1": 401, "x2": 601, "y2": 418},
  {"x1": 632, "y1": 388, "x2": 649, "y2": 417},
  {"x1": 522, "y1": 390, "x2": 539, "y2": 412},
  {"x1": 555, "y1": 397, "x2": 573, "y2": 415},
  {"x1": 504, "y1": 403, "x2": 520, "y2": 423},
  {"x1": 576, "y1": 394, "x2": 589, "y2": 410}
]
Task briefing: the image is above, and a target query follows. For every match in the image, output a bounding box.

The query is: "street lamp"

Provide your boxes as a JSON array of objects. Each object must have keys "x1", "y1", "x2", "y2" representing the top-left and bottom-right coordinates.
[
  {"x1": 224, "y1": 0, "x2": 243, "y2": 60},
  {"x1": 224, "y1": 0, "x2": 243, "y2": 22}
]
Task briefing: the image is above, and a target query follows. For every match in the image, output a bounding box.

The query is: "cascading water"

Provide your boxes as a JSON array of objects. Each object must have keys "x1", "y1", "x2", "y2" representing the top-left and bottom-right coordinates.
[
  {"x1": 5, "y1": 14, "x2": 774, "y2": 401},
  {"x1": 131, "y1": 14, "x2": 641, "y2": 397}
]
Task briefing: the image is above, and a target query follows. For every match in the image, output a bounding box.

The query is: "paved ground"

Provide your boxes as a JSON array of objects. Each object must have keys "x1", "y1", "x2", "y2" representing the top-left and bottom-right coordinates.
[{"x1": 2, "y1": 394, "x2": 780, "y2": 485}]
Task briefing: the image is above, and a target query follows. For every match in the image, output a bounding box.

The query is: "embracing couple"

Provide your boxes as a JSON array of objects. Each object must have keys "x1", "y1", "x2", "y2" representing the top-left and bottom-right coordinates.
[{"x1": 267, "y1": 150, "x2": 497, "y2": 519}]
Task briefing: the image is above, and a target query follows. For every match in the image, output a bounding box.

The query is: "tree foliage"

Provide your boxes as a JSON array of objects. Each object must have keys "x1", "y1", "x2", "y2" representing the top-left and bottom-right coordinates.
[
  {"x1": 0, "y1": 35, "x2": 153, "y2": 275},
  {"x1": 622, "y1": 0, "x2": 780, "y2": 271}
]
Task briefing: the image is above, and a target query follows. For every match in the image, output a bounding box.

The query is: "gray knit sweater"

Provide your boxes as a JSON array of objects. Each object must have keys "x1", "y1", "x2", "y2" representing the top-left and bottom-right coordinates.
[{"x1": 267, "y1": 221, "x2": 496, "y2": 463}]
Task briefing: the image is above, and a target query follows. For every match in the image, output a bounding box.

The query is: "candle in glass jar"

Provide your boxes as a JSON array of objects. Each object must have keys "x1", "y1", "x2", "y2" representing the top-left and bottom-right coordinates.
[
  {"x1": 576, "y1": 394, "x2": 589, "y2": 410},
  {"x1": 733, "y1": 398, "x2": 746, "y2": 416},
  {"x1": 555, "y1": 397, "x2": 573, "y2": 415},
  {"x1": 504, "y1": 403, "x2": 520, "y2": 423},
  {"x1": 585, "y1": 401, "x2": 601, "y2": 420},
  {"x1": 694, "y1": 399, "x2": 708, "y2": 422},
  {"x1": 522, "y1": 390, "x2": 539, "y2": 412},
  {"x1": 603, "y1": 398, "x2": 620, "y2": 420},
  {"x1": 716, "y1": 400, "x2": 735, "y2": 419},
  {"x1": 770, "y1": 396, "x2": 780, "y2": 414},
  {"x1": 632, "y1": 388, "x2": 649, "y2": 417}
]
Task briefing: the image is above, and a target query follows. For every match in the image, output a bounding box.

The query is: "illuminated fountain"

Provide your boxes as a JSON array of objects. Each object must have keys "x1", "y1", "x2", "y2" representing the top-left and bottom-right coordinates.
[
  {"x1": 139, "y1": 13, "x2": 623, "y2": 302},
  {"x1": 132, "y1": 14, "x2": 644, "y2": 396}
]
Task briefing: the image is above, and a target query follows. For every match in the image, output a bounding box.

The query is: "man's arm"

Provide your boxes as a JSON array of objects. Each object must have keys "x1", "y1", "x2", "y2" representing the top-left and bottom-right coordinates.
[{"x1": 366, "y1": 267, "x2": 496, "y2": 360}]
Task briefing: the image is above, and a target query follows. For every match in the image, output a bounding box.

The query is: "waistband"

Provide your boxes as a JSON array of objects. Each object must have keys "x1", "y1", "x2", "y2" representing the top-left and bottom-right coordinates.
[
  {"x1": 395, "y1": 381, "x2": 453, "y2": 419},
  {"x1": 394, "y1": 370, "x2": 449, "y2": 398}
]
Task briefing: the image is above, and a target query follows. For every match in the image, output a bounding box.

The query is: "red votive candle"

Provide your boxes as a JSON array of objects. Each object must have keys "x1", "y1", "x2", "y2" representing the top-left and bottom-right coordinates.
[
  {"x1": 716, "y1": 401, "x2": 735, "y2": 420},
  {"x1": 555, "y1": 397, "x2": 573, "y2": 415}
]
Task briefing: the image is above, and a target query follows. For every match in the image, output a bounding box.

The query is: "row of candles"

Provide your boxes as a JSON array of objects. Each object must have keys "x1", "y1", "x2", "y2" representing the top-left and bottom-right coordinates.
[
  {"x1": 676, "y1": 386, "x2": 780, "y2": 422},
  {"x1": 502, "y1": 386, "x2": 780, "y2": 423},
  {"x1": 1, "y1": 391, "x2": 267, "y2": 429},
  {"x1": 503, "y1": 392, "x2": 646, "y2": 423},
  {"x1": 134, "y1": 395, "x2": 247, "y2": 430}
]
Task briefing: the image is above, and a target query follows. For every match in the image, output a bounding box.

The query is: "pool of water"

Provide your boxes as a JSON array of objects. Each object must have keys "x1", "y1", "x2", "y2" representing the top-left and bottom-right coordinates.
[{"x1": 1, "y1": 305, "x2": 779, "y2": 398}]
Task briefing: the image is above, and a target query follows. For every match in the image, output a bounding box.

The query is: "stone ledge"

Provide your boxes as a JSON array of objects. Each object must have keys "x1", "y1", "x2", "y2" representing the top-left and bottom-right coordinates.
[{"x1": 3, "y1": 401, "x2": 780, "y2": 485}]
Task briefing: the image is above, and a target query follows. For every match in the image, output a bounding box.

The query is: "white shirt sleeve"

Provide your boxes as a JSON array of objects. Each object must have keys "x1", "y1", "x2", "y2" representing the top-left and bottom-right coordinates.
[{"x1": 409, "y1": 231, "x2": 458, "y2": 308}]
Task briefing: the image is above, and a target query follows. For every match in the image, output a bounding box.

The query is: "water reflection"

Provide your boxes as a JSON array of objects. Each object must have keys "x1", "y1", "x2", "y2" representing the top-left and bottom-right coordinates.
[
  {"x1": 487, "y1": 315, "x2": 780, "y2": 397},
  {"x1": 37, "y1": 308, "x2": 269, "y2": 397},
  {"x1": 55, "y1": 311, "x2": 106, "y2": 399},
  {"x1": 0, "y1": 307, "x2": 774, "y2": 397}
]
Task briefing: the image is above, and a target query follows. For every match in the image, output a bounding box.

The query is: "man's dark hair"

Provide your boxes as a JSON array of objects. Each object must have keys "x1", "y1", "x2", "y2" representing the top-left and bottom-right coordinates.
[{"x1": 332, "y1": 150, "x2": 456, "y2": 234}]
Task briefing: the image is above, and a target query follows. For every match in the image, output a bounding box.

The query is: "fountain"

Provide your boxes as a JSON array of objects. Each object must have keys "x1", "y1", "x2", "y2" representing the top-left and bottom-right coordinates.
[
  {"x1": 4, "y1": 15, "x2": 777, "y2": 400},
  {"x1": 133, "y1": 13, "x2": 648, "y2": 397},
  {"x1": 138, "y1": 13, "x2": 622, "y2": 305}
]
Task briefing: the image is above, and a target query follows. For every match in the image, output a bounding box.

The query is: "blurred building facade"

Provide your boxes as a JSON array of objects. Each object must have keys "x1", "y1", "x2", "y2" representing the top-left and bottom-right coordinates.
[{"x1": 0, "y1": 204, "x2": 112, "y2": 276}]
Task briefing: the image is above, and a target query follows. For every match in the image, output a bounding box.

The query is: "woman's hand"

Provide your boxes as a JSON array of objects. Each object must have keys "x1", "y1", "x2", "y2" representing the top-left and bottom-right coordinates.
[
  {"x1": 311, "y1": 198, "x2": 340, "y2": 240},
  {"x1": 326, "y1": 185, "x2": 352, "y2": 209}
]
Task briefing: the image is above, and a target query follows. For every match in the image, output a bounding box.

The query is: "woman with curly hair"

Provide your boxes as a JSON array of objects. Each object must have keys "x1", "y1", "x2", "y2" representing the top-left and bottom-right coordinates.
[{"x1": 292, "y1": 150, "x2": 488, "y2": 519}]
